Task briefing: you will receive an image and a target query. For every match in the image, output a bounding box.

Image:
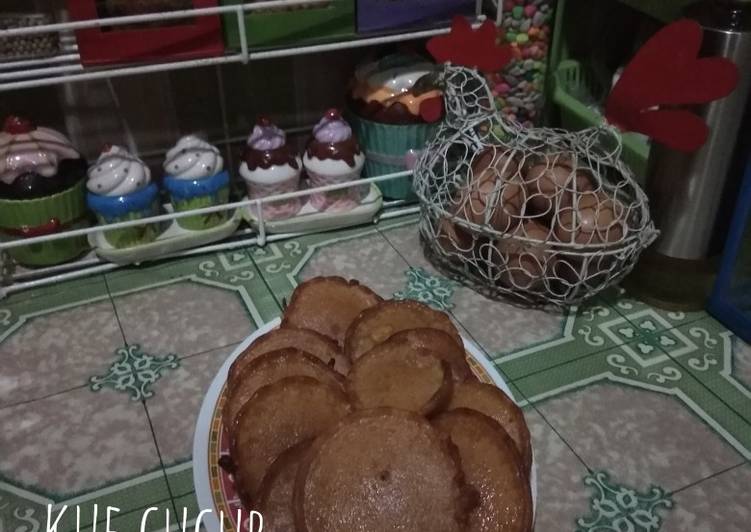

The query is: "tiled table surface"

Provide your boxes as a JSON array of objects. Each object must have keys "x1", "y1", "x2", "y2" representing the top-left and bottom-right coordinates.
[{"x1": 1, "y1": 214, "x2": 750, "y2": 532}]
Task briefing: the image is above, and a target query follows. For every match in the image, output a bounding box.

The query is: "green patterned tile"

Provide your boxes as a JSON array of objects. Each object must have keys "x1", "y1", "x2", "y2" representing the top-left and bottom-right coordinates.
[
  {"x1": 603, "y1": 286, "x2": 709, "y2": 333},
  {"x1": 393, "y1": 266, "x2": 456, "y2": 311},
  {"x1": 164, "y1": 463, "x2": 195, "y2": 500},
  {"x1": 0, "y1": 275, "x2": 111, "y2": 350},
  {"x1": 496, "y1": 300, "x2": 625, "y2": 382},
  {"x1": 110, "y1": 281, "x2": 256, "y2": 359},
  {"x1": 89, "y1": 344, "x2": 179, "y2": 402},
  {"x1": 0, "y1": 486, "x2": 47, "y2": 532},
  {"x1": 514, "y1": 341, "x2": 751, "y2": 465},
  {"x1": 74, "y1": 497, "x2": 174, "y2": 532},
  {"x1": 0, "y1": 467, "x2": 172, "y2": 532},
  {"x1": 171, "y1": 491, "x2": 201, "y2": 530},
  {"x1": 250, "y1": 225, "x2": 393, "y2": 309},
  {"x1": 524, "y1": 409, "x2": 591, "y2": 532},
  {"x1": 531, "y1": 376, "x2": 745, "y2": 492},
  {"x1": 0, "y1": 297, "x2": 124, "y2": 407},
  {"x1": 1, "y1": 273, "x2": 108, "y2": 311},
  {"x1": 575, "y1": 470, "x2": 673, "y2": 531},
  {"x1": 147, "y1": 345, "x2": 236, "y2": 466},
  {"x1": 106, "y1": 251, "x2": 281, "y2": 327},
  {"x1": 252, "y1": 226, "x2": 410, "y2": 311},
  {"x1": 664, "y1": 463, "x2": 751, "y2": 532},
  {"x1": 0, "y1": 388, "x2": 162, "y2": 499},
  {"x1": 659, "y1": 316, "x2": 751, "y2": 427}
]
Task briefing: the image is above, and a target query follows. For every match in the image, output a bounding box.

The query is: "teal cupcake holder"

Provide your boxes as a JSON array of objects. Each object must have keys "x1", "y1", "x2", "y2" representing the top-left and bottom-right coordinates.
[{"x1": 348, "y1": 113, "x2": 438, "y2": 200}]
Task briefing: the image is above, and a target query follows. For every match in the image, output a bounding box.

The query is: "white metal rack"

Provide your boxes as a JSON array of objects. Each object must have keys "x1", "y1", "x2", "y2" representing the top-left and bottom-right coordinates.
[
  {"x1": 0, "y1": 1, "x2": 486, "y2": 91},
  {"x1": 0, "y1": 2, "x2": 484, "y2": 296}
]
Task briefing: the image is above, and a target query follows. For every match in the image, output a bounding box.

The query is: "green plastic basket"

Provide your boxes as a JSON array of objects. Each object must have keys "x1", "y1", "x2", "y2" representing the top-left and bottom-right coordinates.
[
  {"x1": 553, "y1": 59, "x2": 650, "y2": 181},
  {"x1": 220, "y1": 0, "x2": 355, "y2": 49}
]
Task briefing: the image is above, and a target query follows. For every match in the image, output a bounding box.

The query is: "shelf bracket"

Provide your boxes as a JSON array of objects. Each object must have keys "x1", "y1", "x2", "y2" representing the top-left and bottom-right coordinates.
[
  {"x1": 0, "y1": 251, "x2": 14, "y2": 297},
  {"x1": 236, "y1": 6, "x2": 249, "y2": 64}
]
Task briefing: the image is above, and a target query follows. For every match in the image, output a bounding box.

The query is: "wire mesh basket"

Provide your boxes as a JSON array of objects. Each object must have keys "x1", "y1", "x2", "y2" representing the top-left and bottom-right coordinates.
[{"x1": 413, "y1": 67, "x2": 658, "y2": 308}]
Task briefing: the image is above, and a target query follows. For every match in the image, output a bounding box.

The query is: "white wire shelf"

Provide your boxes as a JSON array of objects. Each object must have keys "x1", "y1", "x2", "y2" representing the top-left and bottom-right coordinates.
[
  {"x1": 0, "y1": 171, "x2": 420, "y2": 297},
  {"x1": 0, "y1": 1, "x2": 485, "y2": 92}
]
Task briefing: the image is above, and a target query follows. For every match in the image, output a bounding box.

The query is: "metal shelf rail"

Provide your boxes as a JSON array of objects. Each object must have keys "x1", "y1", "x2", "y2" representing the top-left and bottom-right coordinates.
[
  {"x1": 0, "y1": 2, "x2": 482, "y2": 295},
  {"x1": 0, "y1": 172, "x2": 420, "y2": 298},
  {"x1": 0, "y1": 0, "x2": 485, "y2": 92}
]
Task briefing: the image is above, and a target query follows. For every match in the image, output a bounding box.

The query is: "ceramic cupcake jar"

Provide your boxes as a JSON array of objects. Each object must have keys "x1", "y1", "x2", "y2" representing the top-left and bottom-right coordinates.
[
  {"x1": 86, "y1": 145, "x2": 162, "y2": 249},
  {"x1": 0, "y1": 116, "x2": 89, "y2": 266},
  {"x1": 239, "y1": 118, "x2": 302, "y2": 221},
  {"x1": 348, "y1": 53, "x2": 444, "y2": 199},
  {"x1": 163, "y1": 135, "x2": 230, "y2": 231},
  {"x1": 303, "y1": 109, "x2": 366, "y2": 213}
]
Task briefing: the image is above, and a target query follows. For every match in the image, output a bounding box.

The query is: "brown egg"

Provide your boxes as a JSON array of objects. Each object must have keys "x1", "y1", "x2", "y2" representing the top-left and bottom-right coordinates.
[
  {"x1": 525, "y1": 162, "x2": 592, "y2": 217},
  {"x1": 495, "y1": 220, "x2": 552, "y2": 290},
  {"x1": 436, "y1": 217, "x2": 473, "y2": 257},
  {"x1": 472, "y1": 148, "x2": 519, "y2": 181},
  {"x1": 554, "y1": 191, "x2": 627, "y2": 245},
  {"x1": 458, "y1": 151, "x2": 524, "y2": 232},
  {"x1": 560, "y1": 170, "x2": 596, "y2": 210}
]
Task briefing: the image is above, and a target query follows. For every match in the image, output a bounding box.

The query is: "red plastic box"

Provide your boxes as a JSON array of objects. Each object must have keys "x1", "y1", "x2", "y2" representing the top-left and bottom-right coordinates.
[{"x1": 67, "y1": 0, "x2": 224, "y2": 66}]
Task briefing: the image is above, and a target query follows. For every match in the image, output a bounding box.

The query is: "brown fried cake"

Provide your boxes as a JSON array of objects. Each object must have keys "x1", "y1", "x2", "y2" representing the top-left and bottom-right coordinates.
[
  {"x1": 282, "y1": 277, "x2": 382, "y2": 345},
  {"x1": 347, "y1": 343, "x2": 452, "y2": 416},
  {"x1": 344, "y1": 299, "x2": 463, "y2": 361},
  {"x1": 223, "y1": 349, "x2": 344, "y2": 433},
  {"x1": 293, "y1": 408, "x2": 473, "y2": 532},
  {"x1": 256, "y1": 440, "x2": 312, "y2": 532},
  {"x1": 232, "y1": 376, "x2": 351, "y2": 502},
  {"x1": 448, "y1": 381, "x2": 533, "y2": 474},
  {"x1": 377, "y1": 328, "x2": 474, "y2": 382},
  {"x1": 228, "y1": 327, "x2": 349, "y2": 387},
  {"x1": 434, "y1": 409, "x2": 533, "y2": 532}
]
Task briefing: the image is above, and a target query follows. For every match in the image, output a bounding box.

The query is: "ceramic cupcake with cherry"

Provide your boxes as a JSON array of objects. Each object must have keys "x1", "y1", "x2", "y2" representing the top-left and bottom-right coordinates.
[
  {"x1": 0, "y1": 116, "x2": 89, "y2": 266},
  {"x1": 239, "y1": 118, "x2": 302, "y2": 221},
  {"x1": 163, "y1": 135, "x2": 229, "y2": 231},
  {"x1": 348, "y1": 53, "x2": 444, "y2": 199},
  {"x1": 303, "y1": 109, "x2": 365, "y2": 213},
  {"x1": 86, "y1": 145, "x2": 162, "y2": 249}
]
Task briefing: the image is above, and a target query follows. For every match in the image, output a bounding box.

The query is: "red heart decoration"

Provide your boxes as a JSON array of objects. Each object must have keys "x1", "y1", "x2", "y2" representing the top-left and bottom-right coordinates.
[
  {"x1": 419, "y1": 96, "x2": 444, "y2": 123},
  {"x1": 427, "y1": 16, "x2": 513, "y2": 73},
  {"x1": 605, "y1": 19, "x2": 738, "y2": 152}
]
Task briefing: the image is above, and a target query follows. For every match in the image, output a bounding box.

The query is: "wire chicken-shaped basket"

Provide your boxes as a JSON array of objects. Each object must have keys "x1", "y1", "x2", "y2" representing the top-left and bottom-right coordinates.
[
  {"x1": 413, "y1": 17, "x2": 737, "y2": 308},
  {"x1": 414, "y1": 67, "x2": 657, "y2": 307}
]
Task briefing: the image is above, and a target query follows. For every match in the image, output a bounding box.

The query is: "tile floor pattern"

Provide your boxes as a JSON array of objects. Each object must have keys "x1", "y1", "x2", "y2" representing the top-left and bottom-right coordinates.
[{"x1": 1, "y1": 214, "x2": 750, "y2": 531}]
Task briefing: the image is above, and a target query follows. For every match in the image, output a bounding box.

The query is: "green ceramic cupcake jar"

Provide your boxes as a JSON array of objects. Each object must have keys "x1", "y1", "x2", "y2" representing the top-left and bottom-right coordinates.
[{"x1": 0, "y1": 117, "x2": 89, "y2": 267}]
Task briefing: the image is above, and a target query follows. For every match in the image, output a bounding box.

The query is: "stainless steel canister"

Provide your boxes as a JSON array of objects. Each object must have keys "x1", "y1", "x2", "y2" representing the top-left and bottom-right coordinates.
[{"x1": 646, "y1": 0, "x2": 751, "y2": 260}]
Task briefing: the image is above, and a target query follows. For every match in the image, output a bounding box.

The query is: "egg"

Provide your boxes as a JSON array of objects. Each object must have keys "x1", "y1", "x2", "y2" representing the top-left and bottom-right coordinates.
[
  {"x1": 554, "y1": 191, "x2": 627, "y2": 245},
  {"x1": 524, "y1": 161, "x2": 595, "y2": 217},
  {"x1": 457, "y1": 149, "x2": 524, "y2": 232},
  {"x1": 473, "y1": 148, "x2": 519, "y2": 181},
  {"x1": 436, "y1": 217, "x2": 473, "y2": 258},
  {"x1": 494, "y1": 220, "x2": 552, "y2": 290}
]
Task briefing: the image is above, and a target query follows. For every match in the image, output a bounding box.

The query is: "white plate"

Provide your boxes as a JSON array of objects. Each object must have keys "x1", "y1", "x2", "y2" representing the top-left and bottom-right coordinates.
[
  {"x1": 244, "y1": 184, "x2": 382, "y2": 234},
  {"x1": 193, "y1": 318, "x2": 537, "y2": 532}
]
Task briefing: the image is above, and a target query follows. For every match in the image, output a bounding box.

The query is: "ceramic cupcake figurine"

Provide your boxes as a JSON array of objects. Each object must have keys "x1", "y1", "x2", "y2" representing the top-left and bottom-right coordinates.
[
  {"x1": 0, "y1": 116, "x2": 89, "y2": 266},
  {"x1": 239, "y1": 118, "x2": 302, "y2": 220},
  {"x1": 163, "y1": 135, "x2": 229, "y2": 231},
  {"x1": 86, "y1": 145, "x2": 162, "y2": 248},
  {"x1": 303, "y1": 109, "x2": 365, "y2": 212},
  {"x1": 348, "y1": 53, "x2": 444, "y2": 199}
]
